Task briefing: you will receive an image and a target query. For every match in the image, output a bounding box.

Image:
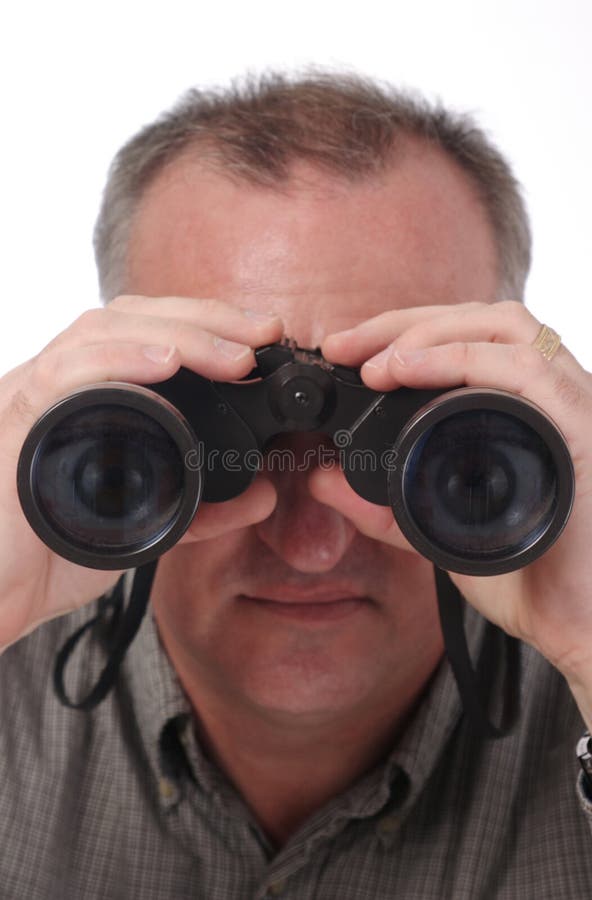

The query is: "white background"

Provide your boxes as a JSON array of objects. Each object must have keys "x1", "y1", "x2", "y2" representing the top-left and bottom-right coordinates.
[{"x1": 1, "y1": 0, "x2": 590, "y2": 375}]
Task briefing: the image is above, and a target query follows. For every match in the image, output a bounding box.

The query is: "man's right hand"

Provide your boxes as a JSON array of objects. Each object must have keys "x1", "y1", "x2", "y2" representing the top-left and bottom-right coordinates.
[{"x1": 0, "y1": 295, "x2": 282, "y2": 652}]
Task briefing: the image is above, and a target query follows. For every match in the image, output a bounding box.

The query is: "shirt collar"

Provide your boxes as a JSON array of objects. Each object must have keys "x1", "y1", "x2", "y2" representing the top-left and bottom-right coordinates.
[{"x1": 122, "y1": 581, "x2": 506, "y2": 832}]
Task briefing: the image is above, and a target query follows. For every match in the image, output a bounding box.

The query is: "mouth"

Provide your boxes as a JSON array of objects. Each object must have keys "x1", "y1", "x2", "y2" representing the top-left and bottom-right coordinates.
[{"x1": 236, "y1": 588, "x2": 373, "y2": 621}]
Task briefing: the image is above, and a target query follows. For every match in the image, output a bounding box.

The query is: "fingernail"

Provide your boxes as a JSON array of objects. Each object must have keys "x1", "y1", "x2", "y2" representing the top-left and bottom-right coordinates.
[
  {"x1": 142, "y1": 345, "x2": 176, "y2": 364},
  {"x1": 364, "y1": 347, "x2": 392, "y2": 369},
  {"x1": 242, "y1": 308, "x2": 280, "y2": 322},
  {"x1": 213, "y1": 336, "x2": 252, "y2": 360},
  {"x1": 392, "y1": 348, "x2": 427, "y2": 366}
]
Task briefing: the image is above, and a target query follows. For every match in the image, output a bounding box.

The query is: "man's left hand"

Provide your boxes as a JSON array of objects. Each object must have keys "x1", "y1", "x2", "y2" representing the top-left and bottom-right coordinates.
[{"x1": 316, "y1": 300, "x2": 592, "y2": 724}]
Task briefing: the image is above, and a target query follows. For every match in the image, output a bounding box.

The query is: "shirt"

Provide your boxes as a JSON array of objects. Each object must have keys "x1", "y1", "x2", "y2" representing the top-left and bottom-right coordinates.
[{"x1": 1, "y1": 586, "x2": 592, "y2": 900}]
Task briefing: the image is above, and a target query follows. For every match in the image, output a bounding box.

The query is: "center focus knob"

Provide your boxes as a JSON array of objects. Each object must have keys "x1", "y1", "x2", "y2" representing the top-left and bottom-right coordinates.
[
  {"x1": 294, "y1": 391, "x2": 309, "y2": 406},
  {"x1": 268, "y1": 364, "x2": 337, "y2": 430}
]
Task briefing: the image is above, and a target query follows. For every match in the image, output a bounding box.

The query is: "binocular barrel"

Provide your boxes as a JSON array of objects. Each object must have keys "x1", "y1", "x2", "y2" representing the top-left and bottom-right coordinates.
[
  {"x1": 383, "y1": 387, "x2": 574, "y2": 575},
  {"x1": 16, "y1": 371, "x2": 575, "y2": 576}
]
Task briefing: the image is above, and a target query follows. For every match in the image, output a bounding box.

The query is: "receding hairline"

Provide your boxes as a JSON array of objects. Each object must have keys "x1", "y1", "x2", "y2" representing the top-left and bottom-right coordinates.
[
  {"x1": 94, "y1": 72, "x2": 531, "y2": 302},
  {"x1": 125, "y1": 137, "x2": 503, "y2": 318},
  {"x1": 130, "y1": 129, "x2": 499, "y2": 246}
]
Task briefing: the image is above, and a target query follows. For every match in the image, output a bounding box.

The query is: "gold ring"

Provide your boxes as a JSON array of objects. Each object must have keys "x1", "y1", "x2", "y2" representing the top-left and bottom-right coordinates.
[{"x1": 532, "y1": 324, "x2": 561, "y2": 361}]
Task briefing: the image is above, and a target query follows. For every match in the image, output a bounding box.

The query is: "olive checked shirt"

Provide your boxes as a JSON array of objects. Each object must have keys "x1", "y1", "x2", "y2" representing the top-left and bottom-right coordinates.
[{"x1": 1, "y1": 588, "x2": 592, "y2": 900}]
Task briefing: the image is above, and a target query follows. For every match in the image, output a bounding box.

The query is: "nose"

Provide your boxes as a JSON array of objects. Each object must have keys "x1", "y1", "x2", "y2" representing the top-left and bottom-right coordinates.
[{"x1": 254, "y1": 435, "x2": 357, "y2": 573}]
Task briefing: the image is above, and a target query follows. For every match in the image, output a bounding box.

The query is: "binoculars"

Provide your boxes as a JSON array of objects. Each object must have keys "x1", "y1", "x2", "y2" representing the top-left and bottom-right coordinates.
[{"x1": 17, "y1": 339, "x2": 574, "y2": 575}]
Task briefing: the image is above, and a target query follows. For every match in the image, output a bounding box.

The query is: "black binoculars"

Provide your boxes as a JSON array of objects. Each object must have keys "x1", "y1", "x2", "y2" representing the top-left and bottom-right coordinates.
[{"x1": 17, "y1": 339, "x2": 574, "y2": 575}]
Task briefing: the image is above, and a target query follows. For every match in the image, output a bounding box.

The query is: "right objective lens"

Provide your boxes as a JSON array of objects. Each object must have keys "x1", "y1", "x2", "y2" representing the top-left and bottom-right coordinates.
[
  {"x1": 403, "y1": 409, "x2": 555, "y2": 558},
  {"x1": 387, "y1": 389, "x2": 574, "y2": 575}
]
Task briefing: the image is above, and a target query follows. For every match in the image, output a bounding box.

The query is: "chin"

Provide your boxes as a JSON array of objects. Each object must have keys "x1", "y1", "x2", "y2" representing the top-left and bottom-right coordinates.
[{"x1": 236, "y1": 653, "x2": 383, "y2": 722}]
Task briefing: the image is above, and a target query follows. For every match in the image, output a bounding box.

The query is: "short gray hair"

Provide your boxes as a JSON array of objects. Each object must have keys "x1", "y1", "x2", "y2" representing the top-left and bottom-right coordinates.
[{"x1": 93, "y1": 71, "x2": 531, "y2": 302}]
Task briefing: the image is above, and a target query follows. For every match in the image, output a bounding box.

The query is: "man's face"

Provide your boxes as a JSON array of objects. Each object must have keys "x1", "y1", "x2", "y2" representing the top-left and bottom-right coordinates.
[{"x1": 126, "y1": 140, "x2": 499, "y2": 724}]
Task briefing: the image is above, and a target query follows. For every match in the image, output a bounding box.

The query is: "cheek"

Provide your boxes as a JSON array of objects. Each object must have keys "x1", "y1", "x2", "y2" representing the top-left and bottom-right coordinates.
[{"x1": 151, "y1": 533, "x2": 246, "y2": 628}]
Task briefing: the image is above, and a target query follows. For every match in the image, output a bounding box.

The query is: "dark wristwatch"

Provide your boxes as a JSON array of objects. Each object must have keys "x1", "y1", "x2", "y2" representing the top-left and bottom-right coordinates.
[{"x1": 577, "y1": 731, "x2": 592, "y2": 795}]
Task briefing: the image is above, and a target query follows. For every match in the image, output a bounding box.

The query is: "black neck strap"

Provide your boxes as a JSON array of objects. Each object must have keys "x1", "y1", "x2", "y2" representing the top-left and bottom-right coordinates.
[
  {"x1": 53, "y1": 559, "x2": 519, "y2": 737},
  {"x1": 434, "y1": 566, "x2": 520, "y2": 738},
  {"x1": 53, "y1": 561, "x2": 157, "y2": 710}
]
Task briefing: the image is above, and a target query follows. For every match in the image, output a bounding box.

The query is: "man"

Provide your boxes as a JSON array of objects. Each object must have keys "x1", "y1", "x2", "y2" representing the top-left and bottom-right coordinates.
[{"x1": 1, "y1": 72, "x2": 592, "y2": 898}]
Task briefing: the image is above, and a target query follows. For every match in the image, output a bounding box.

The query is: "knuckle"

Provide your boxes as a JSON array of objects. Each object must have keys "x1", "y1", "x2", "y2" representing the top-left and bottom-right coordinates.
[
  {"x1": 29, "y1": 348, "x2": 66, "y2": 392},
  {"x1": 497, "y1": 299, "x2": 524, "y2": 316},
  {"x1": 497, "y1": 299, "x2": 530, "y2": 326},
  {"x1": 4, "y1": 387, "x2": 36, "y2": 428},
  {"x1": 453, "y1": 340, "x2": 473, "y2": 368},
  {"x1": 92, "y1": 342, "x2": 132, "y2": 372},
  {"x1": 39, "y1": 308, "x2": 108, "y2": 354},
  {"x1": 375, "y1": 310, "x2": 398, "y2": 327},
  {"x1": 197, "y1": 296, "x2": 226, "y2": 319},
  {"x1": 394, "y1": 327, "x2": 420, "y2": 351},
  {"x1": 504, "y1": 344, "x2": 531, "y2": 392},
  {"x1": 551, "y1": 370, "x2": 583, "y2": 411},
  {"x1": 496, "y1": 299, "x2": 518, "y2": 312},
  {"x1": 517, "y1": 343, "x2": 548, "y2": 378},
  {"x1": 72, "y1": 307, "x2": 107, "y2": 334},
  {"x1": 109, "y1": 293, "x2": 142, "y2": 310}
]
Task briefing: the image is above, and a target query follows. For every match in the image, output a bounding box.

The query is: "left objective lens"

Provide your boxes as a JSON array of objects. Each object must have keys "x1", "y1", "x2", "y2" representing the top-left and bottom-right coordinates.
[{"x1": 17, "y1": 385, "x2": 203, "y2": 569}]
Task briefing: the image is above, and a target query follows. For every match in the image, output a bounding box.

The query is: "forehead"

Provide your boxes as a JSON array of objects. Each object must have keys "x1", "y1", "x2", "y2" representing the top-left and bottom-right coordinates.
[{"x1": 126, "y1": 141, "x2": 498, "y2": 345}]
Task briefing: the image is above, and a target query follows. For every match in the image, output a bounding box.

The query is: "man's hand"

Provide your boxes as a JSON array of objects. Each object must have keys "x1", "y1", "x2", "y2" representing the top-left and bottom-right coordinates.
[
  {"x1": 0, "y1": 295, "x2": 282, "y2": 652},
  {"x1": 316, "y1": 300, "x2": 592, "y2": 723}
]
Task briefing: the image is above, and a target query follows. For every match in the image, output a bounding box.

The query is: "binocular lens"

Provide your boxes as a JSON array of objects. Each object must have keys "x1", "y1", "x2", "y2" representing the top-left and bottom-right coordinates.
[
  {"x1": 18, "y1": 378, "x2": 573, "y2": 574},
  {"x1": 401, "y1": 408, "x2": 557, "y2": 566},
  {"x1": 17, "y1": 382, "x2": 204, "y2": 568},
  {"x1": 32, "y1": 404, "x2": 185, "y2": 553}
]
